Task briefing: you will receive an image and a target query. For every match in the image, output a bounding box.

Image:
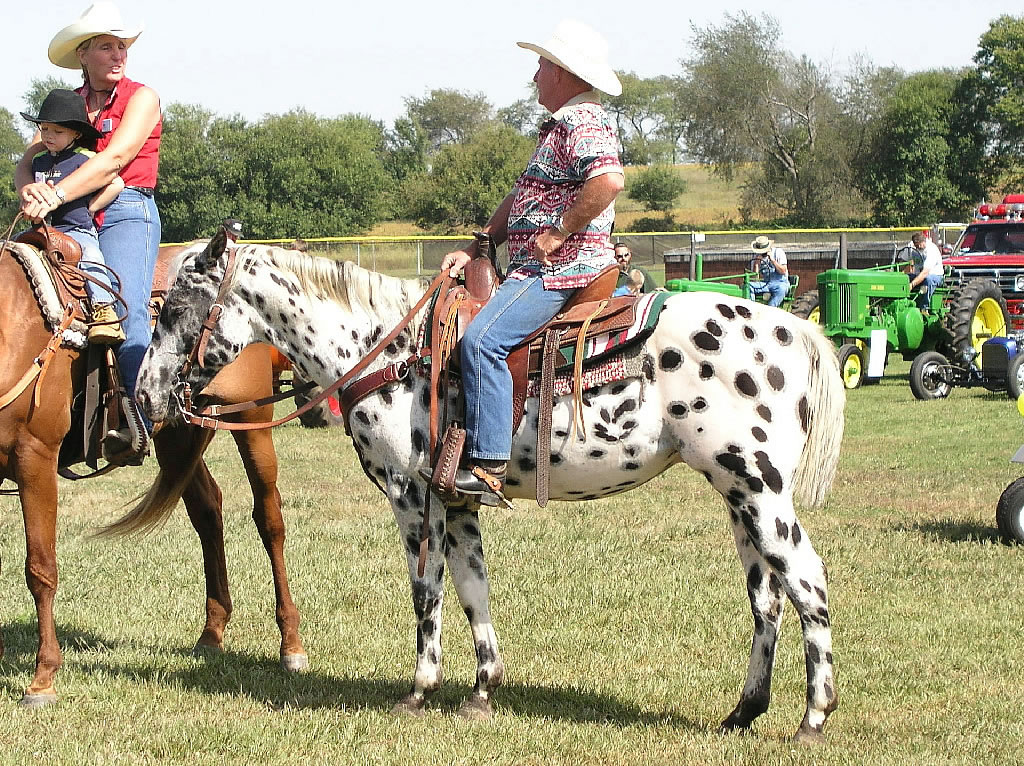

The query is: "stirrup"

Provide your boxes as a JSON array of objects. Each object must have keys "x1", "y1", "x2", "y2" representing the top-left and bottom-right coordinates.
[{"x1": 453, "y1": 465, "x2": 513, "y2": 509}]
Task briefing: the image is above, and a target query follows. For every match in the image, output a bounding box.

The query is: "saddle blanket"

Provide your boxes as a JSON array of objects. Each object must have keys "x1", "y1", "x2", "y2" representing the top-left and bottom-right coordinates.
[{"x1": 3, "y1": 240, "x2": 89, "y2": 348}]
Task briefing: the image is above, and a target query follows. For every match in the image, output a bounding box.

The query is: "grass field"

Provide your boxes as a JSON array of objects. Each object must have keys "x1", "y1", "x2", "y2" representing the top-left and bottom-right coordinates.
[{"x1": 2, "y1": 359, "x2": 1024, "y2": 764}]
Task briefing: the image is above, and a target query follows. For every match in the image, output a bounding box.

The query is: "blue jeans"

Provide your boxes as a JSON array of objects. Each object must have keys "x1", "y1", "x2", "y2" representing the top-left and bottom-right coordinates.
[
  {"x1": 461, "y1": 276, "x2": 574, "y2": 460},
  {"x1": 98, "y1": 188, "x2": 160, "y2": 399},
  {"x1": 912, "y1": 273, "x2": 944, "y2": 309},
  {"x1": 64, "y1": 226, "x2": 117, "y2": 305},
  {"x1": 748, "y1": 278, "x2": 789, "y2": 307}
]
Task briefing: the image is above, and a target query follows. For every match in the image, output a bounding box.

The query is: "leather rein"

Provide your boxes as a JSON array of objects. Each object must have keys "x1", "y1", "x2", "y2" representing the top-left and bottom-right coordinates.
[{"x1": 172, "y1": 251, "x2": 450, "y2": 432}]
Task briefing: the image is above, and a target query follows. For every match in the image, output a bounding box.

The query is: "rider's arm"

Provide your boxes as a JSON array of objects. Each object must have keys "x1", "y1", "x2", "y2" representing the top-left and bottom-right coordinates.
[{"x1": 533, "y1": 172, "x2": 624, "y2": 266}]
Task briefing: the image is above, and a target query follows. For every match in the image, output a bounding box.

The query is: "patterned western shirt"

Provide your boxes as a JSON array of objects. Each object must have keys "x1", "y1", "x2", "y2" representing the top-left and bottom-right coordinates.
[{"x1": 506, "y1": 91, "x2": 622, "y2": 289}]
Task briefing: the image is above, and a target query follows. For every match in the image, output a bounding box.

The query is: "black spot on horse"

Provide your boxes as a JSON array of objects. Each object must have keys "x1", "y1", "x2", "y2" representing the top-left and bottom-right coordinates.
[
  {"x1": 757, "y1": 405, "x2": 772, "y2": 422},
  {"x1": 659, "y1": 348, "x2": 684, "y2": 372},
  {"x1": 699, "y1": 362, "x2": 714, "y2": 380},
  {"x1": 705, "y1": 319, "x2": 723, "y2": 337},
  {"x1": 692, "y1": 331, "x2": 720, "y2": 352},
  {"x1": 774, "y1": 326, "x2": 793, "y2": 346},
  {"x1": 735, "y1": 372, "x2": 759, "y2": 398},
  {"x1": 611, "y1": 382, "x2": 628, "y2": 395},
  {"x1": 751, "y1": 427, "x2": 767, "y2": 442},
  {"x1": 692, "y1": 397, "x2": 708, "y2": 413},
  {"x1": 754, "y1": 350, "x2": 765, "y2": 364},
  {"x1": 754, "y1": 451, "x2": 784, "y2": 494},
  {"x1": 798, "y1": 396, "x2": 810, "y2": 433},
  {"x1": 735, "y1": 305, "x2": 752, "y2": 319},
  {"x1": 775, "y1": 518, "x2": 789, "y2": 540},
  {"x1": 589, "y1": 449, "x2": 606, "y2": 459},
  {"x1": 613, "y1": 399, "x2": 637, "y2": 420},
  {"x1": 517, "y1": 457, "x2": 536, "y2": 472},
  {"x1": 766, "y1": 365, "x2": 785, "y2": 391},
  {"x1": 623, "y1": 461, "x2": 640, "y2": 471},
  {"x1": 792, "y1": 522, "x2": 803, "y2": 546},
  {"x1": 747, "y1": 563, "x2": 763, "y2": 591},
  {"x1": 743, "y1": 326, "x2": 756, "y2": 340},
  {"x1": 717, "y1": 303, "x2": 736, "y2": 320},
  {"x1": 766, "y1": 554, "x2": 789, "y2": 574},
  {"x1": 716, "y1": 451, "x2": 750, "y2": 478},
  {"x1": 746, "y1": 476, "x2": 764, "y2": 493},
  {"x1": 668, "y1": 401, "x2": 688, "y2": 418}
]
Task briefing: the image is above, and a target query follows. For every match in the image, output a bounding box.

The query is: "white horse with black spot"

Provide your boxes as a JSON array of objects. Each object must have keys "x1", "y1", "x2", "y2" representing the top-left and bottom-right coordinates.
[{"x1": 130, "y1": 233, "x2": 845, "y2": 742}]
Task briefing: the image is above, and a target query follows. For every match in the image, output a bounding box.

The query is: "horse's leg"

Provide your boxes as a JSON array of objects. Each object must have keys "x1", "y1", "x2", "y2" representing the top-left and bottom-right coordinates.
[
  {"x1": 390, "y1": 477, "x2": 447, "y2": 716},
  {"x1": 15, "y1": 447, "x2": 61, "y2": 706},
  {"x1": 230, "y1": 427, "x2": 307, "y2": 671},
  {"x1": 161, "y1": 426, "x2": 234, "y2": 656},
  {"x1": 721, "y1": 491, "x2": 837, "y2": 743},
  {"x1": 444, "y1": 505, "x2": 503, "y2": 720}
]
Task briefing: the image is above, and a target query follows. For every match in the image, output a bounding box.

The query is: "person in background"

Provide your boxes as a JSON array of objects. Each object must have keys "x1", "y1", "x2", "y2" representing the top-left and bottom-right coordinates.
[
  {"x1": 613, "y1": 242, "x2": 657, "y2": 293},
  {"x1": 613, "y1": 268, "x2": 646, "y2": 297},
  {"x1": 908, "y1": 231, "x2": 944, "y2": 308},
  {"x1": 21, "y1": 88, "x2": 124, "y2": 344},
  {"x1": 16, "y1": 1, "x2": 162, "y2": 462},
  {"x1": 290, "y1": 237, "x2": 309, "y2": 253},
  {"x1": 746, "y1": 235, "x2": 789, "y2": 307},
  {"x1": 437, "y1": 19, "x2": 624, "y2": 504}
]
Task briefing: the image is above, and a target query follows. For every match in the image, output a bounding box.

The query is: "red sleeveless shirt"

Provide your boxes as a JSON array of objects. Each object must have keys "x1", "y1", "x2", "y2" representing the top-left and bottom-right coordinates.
[{"x1": 79, "y1": 77, "x2": 162, "y2": 188}]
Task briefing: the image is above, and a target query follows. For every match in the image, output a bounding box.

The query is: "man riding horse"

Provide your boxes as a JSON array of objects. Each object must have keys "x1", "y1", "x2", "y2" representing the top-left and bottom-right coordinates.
[{"x1": 439, "y1": 19, "x2": 625, "y2": 505}]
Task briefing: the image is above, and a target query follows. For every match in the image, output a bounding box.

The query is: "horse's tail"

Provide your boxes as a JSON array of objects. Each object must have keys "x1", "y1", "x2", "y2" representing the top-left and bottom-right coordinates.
[
  {"x1": 791, "y1": 322, "x2": 845, "y2": 508},
  {"x1": 95, "y1": 424, "x2": 212, "y2": 537}
]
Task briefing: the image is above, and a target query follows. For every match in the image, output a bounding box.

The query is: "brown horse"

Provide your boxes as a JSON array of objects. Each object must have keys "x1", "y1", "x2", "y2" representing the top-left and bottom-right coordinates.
[{"x1": 0, "y1": 241, "x2": 307, "y2": 707}]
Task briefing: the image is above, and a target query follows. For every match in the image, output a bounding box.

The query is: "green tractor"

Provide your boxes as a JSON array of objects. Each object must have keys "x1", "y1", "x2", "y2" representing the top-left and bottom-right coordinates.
[
  {"x1": 664, "y1": 255, "x2": 808, "y2": 315},
  {"x1": 798, "y1": 262, "x2": 1009, "y2": 390}
]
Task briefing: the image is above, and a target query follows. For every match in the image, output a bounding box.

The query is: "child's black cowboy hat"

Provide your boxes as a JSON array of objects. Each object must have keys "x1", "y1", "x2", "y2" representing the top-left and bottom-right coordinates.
[{"x1": 21, "y1": 89, "x2": 102, "y2": 141}]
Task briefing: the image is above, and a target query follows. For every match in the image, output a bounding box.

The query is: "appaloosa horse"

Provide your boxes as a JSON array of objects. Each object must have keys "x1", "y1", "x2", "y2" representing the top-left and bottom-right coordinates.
[
  {"x1": 131, "y1": 236, "x2": 845, "y2": 742},
  {"x1": 0, "y1": 239, "x2": 307, "y2": 708}
]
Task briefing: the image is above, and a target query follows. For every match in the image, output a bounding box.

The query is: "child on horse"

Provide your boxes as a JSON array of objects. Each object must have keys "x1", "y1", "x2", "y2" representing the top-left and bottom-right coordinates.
[{"x1": 21, "y1": 88, "x2": 125, "y2": 344}]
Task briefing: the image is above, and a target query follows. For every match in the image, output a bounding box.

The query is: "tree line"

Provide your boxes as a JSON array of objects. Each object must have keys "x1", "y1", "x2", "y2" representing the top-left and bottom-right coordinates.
[{"x1": 1, "y1": 12, "x2": 1021, "y2": 240}]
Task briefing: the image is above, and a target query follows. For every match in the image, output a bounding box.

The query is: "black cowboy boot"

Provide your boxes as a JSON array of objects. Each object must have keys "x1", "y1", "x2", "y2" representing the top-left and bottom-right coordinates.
[{"x1": 453, "y1": 460, "x2": 508, "y2": 507}]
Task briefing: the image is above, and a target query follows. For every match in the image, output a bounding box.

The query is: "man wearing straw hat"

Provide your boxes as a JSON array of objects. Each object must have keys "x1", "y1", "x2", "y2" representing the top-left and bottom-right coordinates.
[
  {"x1": 747, "y1": 235, "x2": 790, "y2": 307},
  {"x1": 438, "y1": 19, "x2": 625, "y2": 504}
]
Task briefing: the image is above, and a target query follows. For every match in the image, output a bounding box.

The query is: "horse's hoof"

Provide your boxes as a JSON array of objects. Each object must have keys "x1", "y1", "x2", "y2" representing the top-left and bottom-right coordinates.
[
  {"x1": 792, "y1": 726, "x2": 826, "y2": 746},
  {"x1": 458, "y1": 694, "x2": 493, "y2": 721},
  {"x1": 20, "y1": 692, "x2": 57, "y2": 709},
  {"x1": 391, "y1": 693, "x2": 427, "y2": 717},
  {"x1": 280, "y1": 653, "x2": 309, "y2": 673},
  {"x1": 193, "y1": 642, "x2": 223, "y2": 659}
]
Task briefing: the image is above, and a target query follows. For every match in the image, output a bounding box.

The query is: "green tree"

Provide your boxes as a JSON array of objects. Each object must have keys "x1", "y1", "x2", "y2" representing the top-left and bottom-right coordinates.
[
  {"x1": 403, "y1": 124, "x2": 533, "y2": 229},
  {"x1": 23, "y1": 76, "x2": 78, "y2": 115},
  {"x1": 403, "y1": 88, "x2": 493, "y2": 153},
  {"x1": 859, "y1": 70, "x2": 969, "y2": 225},
  {"x1": 681, "y1": 12, "x2": 850, "y2": 223},
  {"x1": 607, "y1": 73, "x2": 677, "y2": 164},
  {"x1": 958, "y1": 15, "x2": 1024, "y2": 190},
  {"x1": 496, "y1": 95, "x2": 545, "y2": 137},
  {"x1": 0, "y1": 108, "x2": 25, "y2": 218},
  {"x1": 627, "y1": 165, "x2": 688, "y2": 214}
]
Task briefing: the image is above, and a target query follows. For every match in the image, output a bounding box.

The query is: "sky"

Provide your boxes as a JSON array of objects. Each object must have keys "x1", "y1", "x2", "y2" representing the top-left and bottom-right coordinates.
[{"x1": 2, "y1": 0, "x2": 1005, "y2": 129}]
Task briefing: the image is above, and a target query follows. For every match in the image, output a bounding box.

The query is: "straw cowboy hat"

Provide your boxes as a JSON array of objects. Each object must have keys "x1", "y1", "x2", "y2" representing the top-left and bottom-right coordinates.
[
  {"x1": 48, "y1": 2, "x2": 143, "y2": 69},
  {"x1": 751, "y1": 235, "x2": 774, "y2": 252},
  {"x1": 518, "y1": 19, "x2": 622, "y2": 97},
  {"x1": 20, "y1": 89, "x2": 103, "y2": 141}
]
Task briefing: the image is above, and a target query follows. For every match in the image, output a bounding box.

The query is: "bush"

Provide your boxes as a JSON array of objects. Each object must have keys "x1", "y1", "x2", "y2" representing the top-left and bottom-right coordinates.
[{"x1": 627, "y1": 165, "x2": 688, "y2": 213}]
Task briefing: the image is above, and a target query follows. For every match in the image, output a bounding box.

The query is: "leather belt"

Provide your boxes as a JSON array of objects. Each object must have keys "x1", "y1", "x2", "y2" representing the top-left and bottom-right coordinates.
[{"x1": 126, "y1": 186, "x2": 155, "y2": 197}]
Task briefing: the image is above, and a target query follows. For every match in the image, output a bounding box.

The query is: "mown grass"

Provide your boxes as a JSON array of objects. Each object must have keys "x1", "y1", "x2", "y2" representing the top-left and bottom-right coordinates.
[{"x1": 1, "y1": 359, "x2": 1023, "y2": 764}]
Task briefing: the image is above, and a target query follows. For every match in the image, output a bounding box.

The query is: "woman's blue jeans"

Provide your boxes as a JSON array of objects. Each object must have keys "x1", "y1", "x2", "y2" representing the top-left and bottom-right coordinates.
[
  {"x1": 461, "y1": 275, "x2": 574, "y2": 461},
  {"x1": 98, "y1": 188, "x2": 160, "y2": 399}
]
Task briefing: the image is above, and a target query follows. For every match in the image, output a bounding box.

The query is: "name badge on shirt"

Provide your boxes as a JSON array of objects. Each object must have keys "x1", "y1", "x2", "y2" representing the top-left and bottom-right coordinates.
[
  {"x1": 100, "y1": 118, "x2": 113, "y2": 133},
  {"x1": 34, "y1": 172, "x2": 47, "y2": 184}
]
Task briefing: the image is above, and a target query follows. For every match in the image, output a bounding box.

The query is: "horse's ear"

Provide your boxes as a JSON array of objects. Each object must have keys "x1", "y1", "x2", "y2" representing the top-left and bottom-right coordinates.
[{"x1": 196, "y1": 228, "x2": 228, "y2": 273}]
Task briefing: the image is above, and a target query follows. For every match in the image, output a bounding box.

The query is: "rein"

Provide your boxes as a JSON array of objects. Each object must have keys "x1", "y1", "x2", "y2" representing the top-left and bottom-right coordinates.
[{"x1": 175, "y1": 268, "x2": 452, "y2": 432}]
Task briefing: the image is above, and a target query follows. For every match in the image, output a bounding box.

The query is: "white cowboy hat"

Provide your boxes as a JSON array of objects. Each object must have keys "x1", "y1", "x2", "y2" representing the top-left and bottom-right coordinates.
[
  {"x1": 751, "y1": 235, "x2": 774, "y2": 252},
  {"x1": 48, "y1": 2, "x2": 143, "y2": 69},
  {"x1": 517, "y1": 19, "x2": 622, "y2": 97}
]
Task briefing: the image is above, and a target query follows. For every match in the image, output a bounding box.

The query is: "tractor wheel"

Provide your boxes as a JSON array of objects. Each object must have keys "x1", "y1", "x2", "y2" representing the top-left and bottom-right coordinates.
[
  {"x1": 1007, "y1": 355, "x2": 1024, "y2": 401},
  {"x1": 944, "y1": 279, "x2": 1010, "y2": 356},
  {"x1": 909, "y1": 351, "x2": 952, "y2": 400},
  {"x1": 790, "y1": 289, "x2": 820, "y2": 323},
  {"x1": 996, "y1": 477, "x2": 1024, "y2": 544},
  {"x1": 836, "y1": 343, "x2": 864, "y2": 389}
]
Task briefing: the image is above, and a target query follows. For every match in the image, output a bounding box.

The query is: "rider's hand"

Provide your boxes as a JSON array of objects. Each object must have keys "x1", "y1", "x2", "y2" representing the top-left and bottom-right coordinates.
[
  {"x1": 440, "y1": 249, "x2": 473, "y2": 278},
  {"x1": 19, "y1": 182, "x2": 60, "y2": 223},
  {"x1": 532, "y1": 226, "x2": 566, "y2": 267}
]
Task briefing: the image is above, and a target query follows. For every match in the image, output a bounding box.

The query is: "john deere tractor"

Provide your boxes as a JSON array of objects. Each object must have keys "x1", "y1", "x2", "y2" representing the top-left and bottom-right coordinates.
[{"x1": 799, "y1": 262, "x2": 1009, "y2": 391}]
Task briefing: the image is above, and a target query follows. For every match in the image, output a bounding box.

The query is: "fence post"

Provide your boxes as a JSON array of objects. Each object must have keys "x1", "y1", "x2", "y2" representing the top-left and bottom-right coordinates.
[
  {"x1": 417, "y1": 241, "x2": 423, "y2": 276},
  {"x1": 839, "y1": 232, "x2": 848, "y2": 269},
  {"x1": 356, "y1": 242, "x2": 361, "y2": 267},
  {"x1": 689, "y1": 233, "x2": 696, "y2": 280}
]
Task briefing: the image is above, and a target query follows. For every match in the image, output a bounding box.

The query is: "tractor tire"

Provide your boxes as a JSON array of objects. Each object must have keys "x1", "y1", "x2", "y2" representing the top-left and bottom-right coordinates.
[
  {"x1": 295, "y1": 381, "x2": 345, "y2": 429},
  {"x1": 909, "y1": 350, "x2": 953, "y2": 400},
  {"x1": 944, "y1": 279, "x2": 1010, "y2": 357},
  {"x1": 1008, "y1": 355, "x2": 1024, "y2": 401},
  {"x1": 836, "y1": 343, "x2": 865, "y2": 389},
  {"x1": 790, "y1": 289, "x2": 820, "y2": 323},
  {"x1": 996, "y1": 477, "x2": 1024, "y2": 544}
]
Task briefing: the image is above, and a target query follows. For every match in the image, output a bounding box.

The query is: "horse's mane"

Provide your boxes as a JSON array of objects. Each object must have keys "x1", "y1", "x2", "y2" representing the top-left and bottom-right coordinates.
[{"x1": 267, "y1": 248, "x2": 428, "y2": 321}]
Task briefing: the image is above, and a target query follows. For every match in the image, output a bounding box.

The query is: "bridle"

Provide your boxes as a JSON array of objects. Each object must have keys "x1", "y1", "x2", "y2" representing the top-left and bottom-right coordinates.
[{"x1": 169, "y1": 243, "x2": 450, "y2": 432}]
